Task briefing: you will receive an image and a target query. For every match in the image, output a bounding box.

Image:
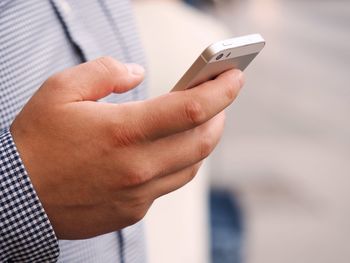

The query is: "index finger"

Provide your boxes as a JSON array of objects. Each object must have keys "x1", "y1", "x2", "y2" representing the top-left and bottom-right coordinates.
[{"x1": 128, "y1": 69, "x2": 244, "y2": 140}]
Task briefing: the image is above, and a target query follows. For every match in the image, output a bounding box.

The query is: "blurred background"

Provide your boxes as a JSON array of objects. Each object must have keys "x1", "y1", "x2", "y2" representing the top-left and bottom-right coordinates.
[{"x1": 133, "y1": 0, "x2": 350, "y2": 262}]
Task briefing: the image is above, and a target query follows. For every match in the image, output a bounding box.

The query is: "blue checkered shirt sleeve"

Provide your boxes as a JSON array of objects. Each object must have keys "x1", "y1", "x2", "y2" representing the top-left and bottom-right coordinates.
[{"x1": 0, "y1": 129, "x2": 59, "y2": 262}]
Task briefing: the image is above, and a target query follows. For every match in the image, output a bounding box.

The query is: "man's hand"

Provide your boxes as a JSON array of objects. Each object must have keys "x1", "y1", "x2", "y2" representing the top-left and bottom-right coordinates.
[{"x1": 10, "y1": 57, "x2": 244, "y2": 239}]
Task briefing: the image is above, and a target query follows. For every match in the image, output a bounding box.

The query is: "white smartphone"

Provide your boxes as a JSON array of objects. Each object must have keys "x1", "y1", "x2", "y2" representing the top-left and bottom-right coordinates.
[{"x1": 172, "y1": 34, "x2": 265, "y2": 91}]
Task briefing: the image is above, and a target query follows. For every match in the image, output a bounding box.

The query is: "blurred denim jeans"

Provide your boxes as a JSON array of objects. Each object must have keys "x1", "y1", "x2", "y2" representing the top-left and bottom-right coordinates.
[{"x1": 210, "y1": 189, "x2": 243, "y2": 263}]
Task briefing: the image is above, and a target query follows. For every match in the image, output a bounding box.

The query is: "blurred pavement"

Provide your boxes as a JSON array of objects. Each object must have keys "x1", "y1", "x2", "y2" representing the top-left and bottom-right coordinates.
[{"x1": 208, "y1": 1, "x2": 350, "y2": 263}]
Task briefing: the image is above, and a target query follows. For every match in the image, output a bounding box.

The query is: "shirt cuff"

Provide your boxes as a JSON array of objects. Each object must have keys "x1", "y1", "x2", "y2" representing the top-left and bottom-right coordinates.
[{"x1": 0, "y1": 129, "x2": 59, "y2": 262}]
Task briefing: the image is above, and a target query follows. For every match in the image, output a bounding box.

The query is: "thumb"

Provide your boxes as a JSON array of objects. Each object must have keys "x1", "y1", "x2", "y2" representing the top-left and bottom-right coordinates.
[{"x1": 44, "y1": 56, "x2": 145, "y2": 103}]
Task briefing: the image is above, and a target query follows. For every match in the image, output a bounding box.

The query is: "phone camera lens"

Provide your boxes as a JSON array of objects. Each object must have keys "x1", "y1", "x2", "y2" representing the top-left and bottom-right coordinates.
[{"x1": 216, "y1": 53, "x2": 224, "y2": 60}]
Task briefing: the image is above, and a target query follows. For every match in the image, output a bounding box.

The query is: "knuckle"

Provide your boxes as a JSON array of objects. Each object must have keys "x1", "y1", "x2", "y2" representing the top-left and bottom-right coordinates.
[
  {"x1": 128, "y1": 208, "x2": 147, "y2": 225},
  {"x1": 126, "y1": 169, "x2": 145, "y2": 187},
  {"x1": 94, "y1": 56, "x2": 114, "y2": 75},
  {"x1": 139, "y1": 164, "x2": 158, "y2": 183},
  {"x1": 126, "y1": 165, "x2": 155, "y2": 187},
  {"x1": 184, "y1": 99, "x2": 206, "y2": 126},
  {"x1": 198, "y1": 133, "x2": 214, "y2": 159},
  {"x1": 122, "y1": 195, "x2": 150, "y2": 225},
  {"x1": 187, "y1": 165, "x2": 199, "y2": 182},
  {"x1": 111, "y1": 129, "x2": 134, "y2": 148},
  {"x1": 94, "y1": 56, "x2": 125, "y2": 76},
  {"x1": 109, "y1": 123, "x2": 140, "y2": 148},
  {"x1": 224, "y1": 79, "x2": 239, "y2": 101},
  {"x1": 109, "y1": 116, "x2": 148, "y2": 148}
]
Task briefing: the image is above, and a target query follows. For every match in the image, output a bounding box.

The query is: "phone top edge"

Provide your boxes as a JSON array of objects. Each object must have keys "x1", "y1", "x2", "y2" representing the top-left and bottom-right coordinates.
[{"x1": 202, "y1": 34, "x2": 265, "y2": 61}]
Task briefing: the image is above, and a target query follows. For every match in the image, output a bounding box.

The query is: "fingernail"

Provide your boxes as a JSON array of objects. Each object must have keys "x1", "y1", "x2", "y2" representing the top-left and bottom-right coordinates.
[{"x1": 125, "y1": 63, "x2": 145, "y2": 76}]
